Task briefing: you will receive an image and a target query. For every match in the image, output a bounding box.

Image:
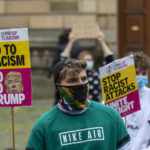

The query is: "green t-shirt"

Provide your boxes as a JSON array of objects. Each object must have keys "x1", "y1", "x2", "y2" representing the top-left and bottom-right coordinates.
[{"x1": 26, "y1": 101, "x2": 130, "y2": 150}]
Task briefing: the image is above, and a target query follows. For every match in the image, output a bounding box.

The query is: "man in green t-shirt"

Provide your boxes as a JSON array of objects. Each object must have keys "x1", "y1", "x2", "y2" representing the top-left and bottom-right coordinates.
[{"x1": 26, "y1": 59, "x2": 131, "y2": 150}]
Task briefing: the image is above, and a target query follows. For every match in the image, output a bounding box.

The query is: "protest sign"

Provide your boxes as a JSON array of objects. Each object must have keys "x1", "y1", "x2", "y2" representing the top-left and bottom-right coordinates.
[
  {"x1": 0, "y1": 28, "x2": 32, "y2": 107},
  {"x1": 100, "y1": 55, "x2": 141, "y2": 117},
  {"x1": 72, "y1": 23, "x2": 100, "y2": 39}
]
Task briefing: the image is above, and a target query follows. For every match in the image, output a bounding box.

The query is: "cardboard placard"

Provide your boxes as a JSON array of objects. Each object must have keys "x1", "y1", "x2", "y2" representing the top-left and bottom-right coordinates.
[
  {"x1": 0, "y1": 28, "x2": 32, "y2": 107},
  {"x1": 72, "y1": 23, "x2": 100, "y2": 39},
  {"x1": 99, "y1": 55, "x2": 141, "y2": 117}
]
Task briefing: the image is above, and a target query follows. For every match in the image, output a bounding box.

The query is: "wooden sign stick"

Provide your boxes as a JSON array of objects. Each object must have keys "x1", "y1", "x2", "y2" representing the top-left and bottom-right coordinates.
[{"x1": 11, "y1": 106, "x2": 15, "y2": 150}]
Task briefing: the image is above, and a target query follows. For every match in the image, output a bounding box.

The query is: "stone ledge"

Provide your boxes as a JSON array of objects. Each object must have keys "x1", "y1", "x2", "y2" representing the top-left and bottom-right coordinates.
[
  {"x1": 50, "y1": 1, "x2": 78, "y2": 11},
  {"x1": 63, "y1": 14, "x2": 97, "y2": 28},
  {"x1": 28, "y1": 29, "x2": 117, "y2": 47},
  {"x1": 0, "y1": 16, "x2": 29, "y2": 28},
  {"x1": 98, "y1": 15, "x2": 117, "y2": 29},
  {"x1": 97, "y1": 0, "x2": 117, "y2": 14},
  {"x1": 79, "y1": 0, "x2": 97, "y2": 13},
  {"x1": 6, "y1": 1, "x2": 50, "y2": 14},
  {"x1": 29, "y1": 15, "x2": 63, "y2": 29},
  {"x1": 102, "y1": 29, "x2": 117, "y2": 43}
]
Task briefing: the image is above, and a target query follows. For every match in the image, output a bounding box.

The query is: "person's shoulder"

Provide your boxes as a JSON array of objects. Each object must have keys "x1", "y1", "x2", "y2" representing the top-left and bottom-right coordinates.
[
  {"x1": 29, "y1": 105, "x2": 62, "y2": 136},
  {"x1": 91, "y1": 101, "x2": 119, "y2": 120},
  {"x1": 141, "y1": 86, "x2": 150, "y2": 95},
  {"x1": 33, "y1": 105, "x2": 60, "y2": 127},
  {"x1": 91, "y1": 100, "x2": 119, "y2": 116},
  {"x1": 57, "y1": 43, "x2": 66, "y2": 50}
]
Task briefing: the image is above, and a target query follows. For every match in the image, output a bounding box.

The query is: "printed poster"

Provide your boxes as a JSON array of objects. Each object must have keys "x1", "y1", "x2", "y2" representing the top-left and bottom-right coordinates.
[
  {"x1": 100, "y1": 55, "x2": 141, "y2": 117},
  {"x1": 0, "y1": 28, "x2": 32, "y2": 107}
]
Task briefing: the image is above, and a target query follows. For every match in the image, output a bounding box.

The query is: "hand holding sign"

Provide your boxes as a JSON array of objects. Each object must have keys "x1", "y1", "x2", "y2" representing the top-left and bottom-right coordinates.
[
  {"x1": 97, "y1": 31, "x2": 105, "y2": 43},
  {"x1": 69, "y1": 32, "x2": 76, "y2": 43}
]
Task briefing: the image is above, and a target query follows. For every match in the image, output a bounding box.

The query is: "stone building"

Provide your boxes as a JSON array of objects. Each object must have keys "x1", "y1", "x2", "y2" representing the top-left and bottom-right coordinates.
[{"x1": 0, "y1": 0, "x2": 117, "y2": 100}]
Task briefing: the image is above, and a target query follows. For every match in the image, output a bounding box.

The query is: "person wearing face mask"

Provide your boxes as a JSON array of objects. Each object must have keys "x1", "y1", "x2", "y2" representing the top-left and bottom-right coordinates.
[
  {"x1": 26, "y1": 59, "x2": 131, "y2": 150},
  {"x1": 124, "y1": 52, "x2": 150, "y2": 150},
  {"x1": 60, "y1": 31, "x2": 114, "y2": 102},
  {"x1": 77, "y1": 51, "x2": 102, "y2": 102}
]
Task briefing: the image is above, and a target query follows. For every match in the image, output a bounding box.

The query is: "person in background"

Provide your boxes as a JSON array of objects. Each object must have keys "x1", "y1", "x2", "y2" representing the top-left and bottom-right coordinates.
[
  {"x1": 124, "y1": 51, "x2": 150, "y2": 150},
  {"x1": 60, "y1": 31, "x2": 114, "y2": 102},
  {"x1": 47, "y1": 29, "x2": 81, "y2": 82},
  {"x1": 26, "y1": 59, "x2": 131, "y2": 150},
  {"x1": 77, "y1": 50, "x2": 102, "y2": 102}
]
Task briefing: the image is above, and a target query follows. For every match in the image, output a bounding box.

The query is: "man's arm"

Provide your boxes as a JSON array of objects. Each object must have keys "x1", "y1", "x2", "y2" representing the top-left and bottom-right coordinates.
[
  {"x1": 97, "y1": 31, "x2": 113, "y2": 57},
  {"x1": 60, "y1": 32, "x2": 75, "y2": 58},
  {"x1": 112, "y1": 109, "x2": 131, "y2": 150},
  {"x1": 97, "y1": 31, "x2": 114, "y2": 65},
  {"x1": 117, "y1": 119, "x2": 131, "y2": 149}
]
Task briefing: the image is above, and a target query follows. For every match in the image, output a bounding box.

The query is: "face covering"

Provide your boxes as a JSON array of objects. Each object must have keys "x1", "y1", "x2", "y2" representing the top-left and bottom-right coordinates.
[
  {"x1": 136, "y1": 75, "x2": 148, "y2": 90},
  {"x1": 86, "y1": 61, "x2": 94, "y2": 70},
  {"x1": 57, "y1": 83, "x2": 90, "y2": 111}
]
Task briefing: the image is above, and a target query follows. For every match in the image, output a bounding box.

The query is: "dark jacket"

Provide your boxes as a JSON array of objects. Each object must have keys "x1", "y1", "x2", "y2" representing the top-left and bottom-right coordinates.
[{"x1": 48, "y1": 42, "x2": 81, "y2": 78}]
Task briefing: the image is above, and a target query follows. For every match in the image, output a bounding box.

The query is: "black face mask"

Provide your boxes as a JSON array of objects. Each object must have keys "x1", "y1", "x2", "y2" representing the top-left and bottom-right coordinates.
[{"x1": 57, "y1": 83, "x2": 89, "y2": 103}]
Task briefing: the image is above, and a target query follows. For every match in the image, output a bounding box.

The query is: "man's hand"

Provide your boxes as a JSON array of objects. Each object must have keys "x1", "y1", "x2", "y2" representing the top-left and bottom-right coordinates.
[
  {"x1": 69, "y1": 32, "x2": 76, "y2": 43},
  {"x1": 97, "y1": 31, "x2": 105, "y2": 43}
]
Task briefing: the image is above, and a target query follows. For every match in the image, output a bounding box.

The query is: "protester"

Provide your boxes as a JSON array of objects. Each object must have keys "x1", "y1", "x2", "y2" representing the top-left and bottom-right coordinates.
[
  {"x1": 5, "y1": 71, "x2": 23, "y2": 93},
  {"x1": 26, "y1": 59, "x2": 131, "y2": 150},
  {"x1": 124, "y1": 52, "x2": 150, "y2": 150},
  {"x1": 60, "y1": 31, "x2": 114, "y2": 103},
  {"x1": 77, "y1": 51, "x2": 102, "y2": 102},
  {"x1": 47, "y1": 29, "x2": 81, "y2": 82}
]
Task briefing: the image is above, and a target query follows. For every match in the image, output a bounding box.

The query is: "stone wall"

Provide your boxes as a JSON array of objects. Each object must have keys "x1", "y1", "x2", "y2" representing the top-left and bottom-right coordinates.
[
  {"x1": 0, "y1": 0, "x2": 118, "y2": 56},
  {"x1": 0, "y1": 0, "x2": 118, "y2": 100}
]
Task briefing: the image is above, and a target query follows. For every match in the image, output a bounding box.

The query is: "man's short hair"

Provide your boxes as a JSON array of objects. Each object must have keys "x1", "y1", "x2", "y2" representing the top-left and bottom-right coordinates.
[
  {"x1": 130, "y1": 51, "x2": 150, "y2": 70},
  {"x1": 53, "y1": 59, "x2": 87, "y2": 84}
]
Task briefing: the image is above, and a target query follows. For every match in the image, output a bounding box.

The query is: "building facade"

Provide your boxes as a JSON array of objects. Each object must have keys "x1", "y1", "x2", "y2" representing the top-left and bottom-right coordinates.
[{"x1": 0, "y1": 0, "x2": 118, "y2": 99}]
